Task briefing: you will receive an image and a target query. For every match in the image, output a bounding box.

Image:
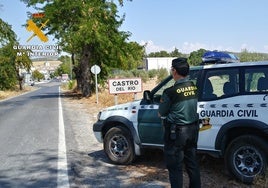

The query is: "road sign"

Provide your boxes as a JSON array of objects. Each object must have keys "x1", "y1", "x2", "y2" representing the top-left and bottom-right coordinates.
[
  {"x1": 91, "y1": 65, "x2": 101, "y2": 104},
  {"x1": 108, "y1": 78, "x2": 142, "y2": 94},
  {"x1": 91, "y1": 65, "x2": 101, "y2": 75}
]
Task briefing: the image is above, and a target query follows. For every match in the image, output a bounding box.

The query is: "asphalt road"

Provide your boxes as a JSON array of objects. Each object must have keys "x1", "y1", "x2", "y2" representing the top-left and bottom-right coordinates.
[{"x1": 0, "y1": 82, "x2": 67, "y2": 188}]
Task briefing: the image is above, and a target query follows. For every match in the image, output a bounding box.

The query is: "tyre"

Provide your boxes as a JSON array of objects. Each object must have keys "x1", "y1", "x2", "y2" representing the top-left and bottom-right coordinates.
[
  {"x1": 103, "y1": 126, "x2": 135, "y2": 164},
  {"x1": 225, "y1": 135, "x2": 268, "y2": 184}
]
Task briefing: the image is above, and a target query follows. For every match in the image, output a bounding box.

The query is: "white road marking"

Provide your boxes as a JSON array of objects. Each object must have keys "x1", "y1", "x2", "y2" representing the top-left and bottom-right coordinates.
[{"x1": 57, "y1": 87, "x2": 70, "y2": 188}]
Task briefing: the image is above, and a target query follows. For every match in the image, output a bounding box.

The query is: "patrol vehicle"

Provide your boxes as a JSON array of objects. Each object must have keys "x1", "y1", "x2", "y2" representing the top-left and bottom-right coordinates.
[{"x1": 93, "y1": 61, "x2": 268, "y2": 184}]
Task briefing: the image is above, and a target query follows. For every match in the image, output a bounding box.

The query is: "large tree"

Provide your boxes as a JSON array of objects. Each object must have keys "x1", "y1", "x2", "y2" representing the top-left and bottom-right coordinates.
[
  {"x1": 0, "y1": 18, "x2": 32, "y2": 90},
  {"x1": 188, "y1": 49, "x2": 206, "y2": 66},
  {"x1": 22, "y1": 0, "x2": 143, "y2": 97}
]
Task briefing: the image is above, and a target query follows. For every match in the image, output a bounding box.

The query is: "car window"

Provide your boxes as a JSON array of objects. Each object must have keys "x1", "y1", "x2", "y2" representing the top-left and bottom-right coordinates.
[
  {"x1": 245, "y1": 67, "x2": 268, "y2": 92},
  {"x1": 202, "y1": 68, "x2": 239, "y2": 100},
  {"x1": 153, "y1": 77, "x2": 175, "y2": 102},
  {"x1": 153, "y1": 69, "x2": 200, "y2": 103}
]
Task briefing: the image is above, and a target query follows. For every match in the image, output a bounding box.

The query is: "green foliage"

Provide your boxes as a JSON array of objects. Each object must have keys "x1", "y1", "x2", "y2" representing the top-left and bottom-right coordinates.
[
  {"x1": 147, "y1": 48, "x2": 184, "y2": 58},
  {"x1": 54, "y1": 56, "x2": 71, "y2": 77},
  {"x1": 148, "y1": 69, "x2": 158, "y2": 78},
  {"x1": 156, "y1": 68, "x2": 169, "y2": 84},
  {"x1": 108, "y1": 69, "x2": 149, "y2": 83},
  {"x1": 148, "y1": 50, "x2": 170, "y2": 57},
  {"x1": 238, "y1": 49, "x2": 268, "y2": 62},
  {"x1": 0, "y1": 59, "x2": 17, "y2": 90},
  {"x1": 131, "y1": 69, "x2": 149, "y2": 82},
  {"x1": 0, "y1": 19, "x2": 17, "y2": 46},
  {"x1": 188, "y1": 49, "x2": 206, "y2": 66},
  {"x1": 0, "y1": 18, "x2": 32, "y2": 90},
  {"x1": 0, "y1": 44, "x2": 17, "y2": 90},
  {"x1": 32, "y1": 70, "x2": 44, "y2": 81},
  {"x1": 67, "y1": 80, "x2": 75, "y2": 90}
]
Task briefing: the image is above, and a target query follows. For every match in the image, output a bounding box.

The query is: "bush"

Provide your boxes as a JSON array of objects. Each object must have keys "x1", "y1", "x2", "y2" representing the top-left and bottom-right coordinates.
[
  {"x1": 156, "y1": 68, "x2": 169, "y2": 83},
  {"x1": 68, "y1": 80, "x2": 76, "y2": 90},
  {"x1": 148, "y1": 69, "x2": 158, "y2": 79},
  {"x1": 131, "y1": 70, "x2": 149, "y2": 83}
]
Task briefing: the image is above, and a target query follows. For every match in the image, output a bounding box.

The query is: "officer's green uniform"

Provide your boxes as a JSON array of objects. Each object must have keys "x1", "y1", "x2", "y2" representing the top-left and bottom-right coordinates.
[
  {"x1": 159, "y1": 77, "x2": 198, "y2": 124},
  {"x1": 159, "y1": 77, "x2": 201, "y2": 188}
]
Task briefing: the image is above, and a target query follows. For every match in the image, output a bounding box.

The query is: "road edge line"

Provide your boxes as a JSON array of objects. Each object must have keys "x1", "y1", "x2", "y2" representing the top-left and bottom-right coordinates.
[{"x1": 57, "y1": 86, "x2": 70, "y2": 188}]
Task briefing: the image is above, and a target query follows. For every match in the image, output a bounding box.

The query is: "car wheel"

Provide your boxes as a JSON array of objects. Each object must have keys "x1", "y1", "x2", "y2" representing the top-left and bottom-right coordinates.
[
  {"x1": 104, "y1": 126, "x2": 135, "y2": 164},
  {"x1": 225, "y1": 135, "x2": 268, "y2": 184}
]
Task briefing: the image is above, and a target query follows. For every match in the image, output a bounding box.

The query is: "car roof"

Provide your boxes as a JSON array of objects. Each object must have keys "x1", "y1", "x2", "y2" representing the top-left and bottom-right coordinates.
[{"x1": 191, "y1": 61, "x2": 268, "y2": 70}]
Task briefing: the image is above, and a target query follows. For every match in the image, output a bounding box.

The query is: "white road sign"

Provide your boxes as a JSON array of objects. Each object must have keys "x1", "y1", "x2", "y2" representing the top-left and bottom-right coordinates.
[
  {"x1": 108, "y1": 78, "x2": 143, "y2": 94},
  {"x1": 90, "y1": 65, "x2": 101, "y2": 74}
]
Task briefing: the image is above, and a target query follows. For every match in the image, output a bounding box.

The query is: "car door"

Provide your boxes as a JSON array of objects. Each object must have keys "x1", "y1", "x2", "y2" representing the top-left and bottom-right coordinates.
[
  {"x1": 137, "y1": 76, "x2": 174, "y2": 145},
  {"x1": 197, "y1": 67, "x2": 240, "y2": 150},
  {"x1": 138, "y1": 69, "x2": 201, "y2": 146}
]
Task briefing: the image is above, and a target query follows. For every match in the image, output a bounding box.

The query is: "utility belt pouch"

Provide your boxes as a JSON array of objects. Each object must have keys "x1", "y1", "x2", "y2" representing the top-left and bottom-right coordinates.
[{"x1": 170, "y1": 124, "x2": 176, "y2": 140}]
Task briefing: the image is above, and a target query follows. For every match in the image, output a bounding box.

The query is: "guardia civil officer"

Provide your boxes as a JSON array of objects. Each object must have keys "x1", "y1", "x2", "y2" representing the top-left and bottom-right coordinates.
[{"x1": 158, "y1": 57, "x2": 201, "y2": 188}]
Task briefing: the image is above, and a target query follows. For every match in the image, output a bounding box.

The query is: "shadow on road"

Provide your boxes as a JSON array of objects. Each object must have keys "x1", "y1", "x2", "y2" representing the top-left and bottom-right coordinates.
[{"x1": 0, "y1": 149, "x2": 60, "y2": 188}]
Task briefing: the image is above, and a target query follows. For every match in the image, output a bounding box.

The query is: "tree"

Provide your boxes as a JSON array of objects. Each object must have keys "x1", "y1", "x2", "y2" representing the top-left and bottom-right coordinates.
[
  {"x1": 0, "y1": 19, "x2": 16, "y2": 45},
  {"x1": 170, "y1": 47, "x2": 183, "y2": 57},
  {"x1": 148, "y1": 50, "x2": 170, "y2": 57},
  {"x1": 147, "y1": 48, "x2": 185, "y2": 58},
  {"x1": 32, "y1": 69, "x2": 44, "y2": 81},
  {"x1": 188, "y1": 49, "x2": 206, "y2": 66},
  {"x1": 14, "y1": 49, "x2": 32, "y2": 90},
  {"x1": 54, "y1": 56, "x2": 71, "y2": 77},
  {"x1": 239, "y1": 49, "x2": 268, "y2": 62},
  {"x1": 0, "y1": 18, "x2": 32, "y2": 90},
  {"x1": 22, "y1": 0, "x2": 143, "y2": 97}
]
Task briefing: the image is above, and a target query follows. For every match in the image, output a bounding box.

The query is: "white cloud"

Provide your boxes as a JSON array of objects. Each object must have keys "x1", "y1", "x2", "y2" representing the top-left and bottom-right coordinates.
[
  {"x1": 141, "y1": 40, "x2": 234, "y2": 54},
  {"x1": 181, "y1": 42, "x2": 238, "y2": 54},
  {"x1": 239, "y1": 43, "x2": 266, "y2": 53},
  {"x1": 181, "y1": 42, "x2": 206, "y2": 54},
  {"x1": 140, "y1": 40, "x2": 167, "y2": 54},
  {"x1": 140, "y1": 40, "x2": 267, "y2": 54},
  {"x1": 263, "y1": 45, "x2": 268, "y2": 52}
]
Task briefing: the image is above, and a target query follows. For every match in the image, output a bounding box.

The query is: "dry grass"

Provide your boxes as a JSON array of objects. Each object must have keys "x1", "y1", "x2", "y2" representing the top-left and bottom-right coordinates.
[
  {"x1": 63, "y1": 78, "x2": 157, "y2": 108},
  {"x1": 0, "y1": 86, "x2": 36, "y2": 100}
]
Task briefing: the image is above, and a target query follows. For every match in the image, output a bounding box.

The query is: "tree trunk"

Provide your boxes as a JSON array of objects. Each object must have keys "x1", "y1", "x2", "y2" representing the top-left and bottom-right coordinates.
[
  {"x1": 19, "y1": 77, "x2": 23, "y2": 90},
  {"x1": 15, "y1": 69, "x2": 24, "y2": 90},
  {"x1": 79, "y1": 44, "x2": 92, "y2": 97},
  {"x1": 72, "y1": 53, "x2": 82, "y2": 92}
]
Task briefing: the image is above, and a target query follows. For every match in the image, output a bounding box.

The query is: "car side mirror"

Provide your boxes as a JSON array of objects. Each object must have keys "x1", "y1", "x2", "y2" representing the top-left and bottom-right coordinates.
[{"x1": 143, "y1": 90, "x2": 152, "y2": 103}]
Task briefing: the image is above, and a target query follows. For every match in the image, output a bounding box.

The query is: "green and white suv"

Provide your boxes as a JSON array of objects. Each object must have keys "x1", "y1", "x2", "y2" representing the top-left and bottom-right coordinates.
[{"x1": 93, "y1": 61, "x2": 268, "y2": 183}]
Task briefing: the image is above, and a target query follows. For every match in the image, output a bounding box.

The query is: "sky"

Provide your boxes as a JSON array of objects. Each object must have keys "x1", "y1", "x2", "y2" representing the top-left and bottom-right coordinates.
[{"x1": 1, "y1": 0, "x2": 268, "y2": 54}]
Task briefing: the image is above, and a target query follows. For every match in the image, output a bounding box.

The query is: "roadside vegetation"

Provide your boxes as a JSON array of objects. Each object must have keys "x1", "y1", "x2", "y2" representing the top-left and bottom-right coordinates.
[{"x1": 61, "y1": 68, "x2": 166, "y2": 107}]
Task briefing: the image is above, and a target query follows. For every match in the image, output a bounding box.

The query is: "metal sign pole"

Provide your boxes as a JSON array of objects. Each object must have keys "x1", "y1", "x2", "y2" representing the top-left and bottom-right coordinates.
[
  {"x1": 134, "y1": 92, "x2": 137, "y2": 100},
  {"x1": 114, "y1": 94, "x2": 118, "y2": 105},
  {"x1": 90, "y1": 65, "x2": 101, "y2": 104},
  {"x1": 95, "y1": 67, "x2": 98, "y2": 104}
]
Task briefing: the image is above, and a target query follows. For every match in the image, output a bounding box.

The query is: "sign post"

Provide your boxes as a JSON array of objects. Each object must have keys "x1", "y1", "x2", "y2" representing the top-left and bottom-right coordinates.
[
  {"x1": 90, "y1": 65, "x2": 101, "y2": 104},
  {"x1": 108, "y1": 78, "x2": 143, "y2": 105}
]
